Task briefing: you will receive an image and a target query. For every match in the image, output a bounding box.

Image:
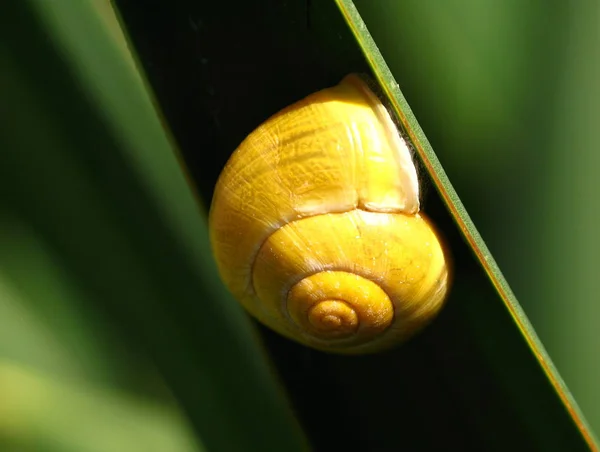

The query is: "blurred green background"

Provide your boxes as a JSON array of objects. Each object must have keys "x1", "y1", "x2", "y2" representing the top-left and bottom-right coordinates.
[
  {"x1": 353, "y1": 0, "x2": 600, "y2": 437},
  {"x1": 1, "y1": 0, "x2": 598, "y2": 451}
]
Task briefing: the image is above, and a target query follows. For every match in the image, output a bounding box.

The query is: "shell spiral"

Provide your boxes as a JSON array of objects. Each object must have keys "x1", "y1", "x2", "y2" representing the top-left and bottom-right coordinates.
[{"x1": 209, "y1": 74, "x2": 450, "y2": 354}]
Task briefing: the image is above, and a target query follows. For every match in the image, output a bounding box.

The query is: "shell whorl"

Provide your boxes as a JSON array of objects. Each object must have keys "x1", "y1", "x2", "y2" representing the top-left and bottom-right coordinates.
[
  {"x1": 251, "y1": 209, "x2": 448, "y2": 353},
  {"x1": 287, "y1": 271, "x2": 394, "y2": 342},
  {"x1": 209, "y1": 74, "x2": 450, "y2": 354}
]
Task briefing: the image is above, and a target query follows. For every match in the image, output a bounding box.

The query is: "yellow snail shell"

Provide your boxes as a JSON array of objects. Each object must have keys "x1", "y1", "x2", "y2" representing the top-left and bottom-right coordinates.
[{"x1": 209, "y1": 74, "x2": 450, "y2": 354}]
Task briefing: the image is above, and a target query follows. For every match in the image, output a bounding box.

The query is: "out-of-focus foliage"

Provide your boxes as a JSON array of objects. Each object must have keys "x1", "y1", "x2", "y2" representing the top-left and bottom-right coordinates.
[
  {"x1": 353, "y1": 0, "x2": 600, "y2": 439},
  {"x1": 0, "y1": 1, "x2": 307, "y2": 451}
]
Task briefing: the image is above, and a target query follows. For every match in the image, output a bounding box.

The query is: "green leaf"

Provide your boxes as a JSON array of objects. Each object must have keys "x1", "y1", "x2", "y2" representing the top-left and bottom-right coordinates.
[
  {"x1": 340, "y1": 0, "x2": 598, "y2": 449},
  {"x1": 0, "y1": 1, "x2": 308, "y2": 451},
  {"x1": 0, "y1": 361, "x2": 200, "y2": 452}
]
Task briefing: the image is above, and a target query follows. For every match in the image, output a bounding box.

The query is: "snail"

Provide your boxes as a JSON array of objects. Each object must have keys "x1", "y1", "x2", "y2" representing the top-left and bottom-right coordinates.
[{"x1": 209, "y1": 74, "x2": 450, "y2": 354}]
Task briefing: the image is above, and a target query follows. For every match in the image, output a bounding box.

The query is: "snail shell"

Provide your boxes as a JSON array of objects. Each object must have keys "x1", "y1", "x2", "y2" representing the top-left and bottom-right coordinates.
[{"x1": 209, "y1": 74, "x2": 450, "y2": 354}]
